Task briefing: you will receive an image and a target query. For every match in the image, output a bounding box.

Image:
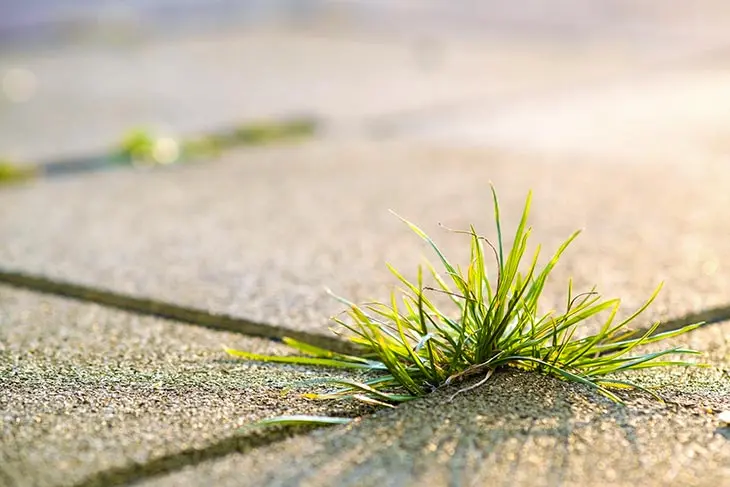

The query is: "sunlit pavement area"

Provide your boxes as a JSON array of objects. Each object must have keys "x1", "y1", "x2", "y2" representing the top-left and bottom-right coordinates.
[{"x1": 1, "y1": 2, "x2": 730, "y2": 487}]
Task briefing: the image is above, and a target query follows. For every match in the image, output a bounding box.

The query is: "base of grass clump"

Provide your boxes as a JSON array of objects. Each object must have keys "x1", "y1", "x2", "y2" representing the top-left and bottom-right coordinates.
[{"x1": 226, "y1": 186, "x2": 702, "y2": 426}]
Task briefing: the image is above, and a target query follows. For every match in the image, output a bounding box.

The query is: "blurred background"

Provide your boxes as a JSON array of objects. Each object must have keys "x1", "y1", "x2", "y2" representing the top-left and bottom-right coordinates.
[{"x1": 2, "y1": 0, "x2": 730, "y2": 173}]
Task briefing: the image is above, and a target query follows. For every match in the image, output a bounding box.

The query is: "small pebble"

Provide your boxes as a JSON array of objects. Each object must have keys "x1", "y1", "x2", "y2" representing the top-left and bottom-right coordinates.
[{"x1": 718, "y1": 410, "x2": 730, "y2": 426}]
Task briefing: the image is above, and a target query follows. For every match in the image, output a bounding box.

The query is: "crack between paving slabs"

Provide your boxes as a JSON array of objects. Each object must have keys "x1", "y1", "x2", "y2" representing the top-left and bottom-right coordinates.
[
  {"x1": 2, "y1": 268, "x2": 728, "y2": 349},
  {"x1": 5, "y1": 37, "x2": 730, "y2": 188},
  {"x1": 3, "y1": 33, "x2": 730, "y2": 487},
  {"x1": 67, "y1": 425, "x2": 322, "y2": 487},
  {"x1": 0, "y1": 268, "x2": 357, "y2": 354},
  {"x1": 3, "y1": 267, "x2": 730, "y2": 486},
  {"x1": 0, "y1": 117, "x2": 319, "y2": 186},
  {"x1": 0, "y1": 269, "x2": 358, "y2": 485}
]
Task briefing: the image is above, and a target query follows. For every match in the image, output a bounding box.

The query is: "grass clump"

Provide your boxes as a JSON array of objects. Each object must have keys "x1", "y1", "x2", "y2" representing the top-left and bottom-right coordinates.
[
  {"x1": 0, "y1": 159, "x2": 38, "y2": 184},
  {"x1": 227, "y1": 186, "x2": 701, "y2": 424},
  {"x1": 117, "y1": 118, "x2": 317, "y2": 166}
]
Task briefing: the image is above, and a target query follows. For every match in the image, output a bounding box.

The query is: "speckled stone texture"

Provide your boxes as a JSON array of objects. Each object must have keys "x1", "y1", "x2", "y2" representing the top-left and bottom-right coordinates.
[
  {"x1": 142, "y1": 360, "x2": 730, "y2": 487},
  {"x1": 3, "y1": 140, "x2": 729, "y2": 485},
  {"x1": 2, "y1": 150, "x2": 730, "y2": 487},
  {"x1": 0, "y1": 286, "x2": 362, "y2": 487},
  {"x1": 3, "y1": 6, "x2": 730, "y2": 484},
  {"x1": 138, "y1": 362, "x2": 730, "y2": 487},
  {"x1": 135, "y1": 316, "x2": 730, "y2": 487},
  {"x1": 3, "y1": 278, "x2": 727, "y2": 487},
  {"x1": 1, "y1": 142, "x2": 729, "y2": 336}
]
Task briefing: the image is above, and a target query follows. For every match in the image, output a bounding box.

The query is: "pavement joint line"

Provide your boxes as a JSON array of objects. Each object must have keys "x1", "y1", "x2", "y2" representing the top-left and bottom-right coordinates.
[
  {"x1": 0, "y1": 268, "x2": 357, "y2": 354},
  {"x1": 6, "y1": 35, "x2": 730, "y2": 186},
  {"x1": 640, "y1": 305, "x2": 730, "y2": 337},
  {"x1": 67, "y1": 426, "x2": 321, "y2": 487},
  {"x1": 1, "y1": 268, "x2": 729, "y2": 351},
  {"x1": 0, "y1": 117, "x2": 319, "y2": 185},
  {"x1": 2, "y1": 266, "x2": 729, "y2": 485}
]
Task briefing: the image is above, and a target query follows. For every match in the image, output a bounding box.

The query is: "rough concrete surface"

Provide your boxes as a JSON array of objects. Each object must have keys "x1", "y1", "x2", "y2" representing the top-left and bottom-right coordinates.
[
  {"x1": 0, "y1": 286, "x2": 362, "y2": 487},
  {"x1": 131, "y1": 296, "x2": 728, "y2": 487},
  {"x1": 139, "y1": 341, "x2": 730, "y2": 487},
  {"x1": 1, "y1": 142, "x2": 729, "y2": 337},
  {"x1": 2, "y1": 6, "x2": 730, "y2": 486},
  {"x1": 2, "y1": 278, "x2": 727, "y2": 487}
]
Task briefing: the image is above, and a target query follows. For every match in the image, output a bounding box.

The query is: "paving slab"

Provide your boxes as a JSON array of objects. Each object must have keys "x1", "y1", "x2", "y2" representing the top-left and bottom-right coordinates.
[
  {"x1": 137, "y1": 320, "x2": 730, "y2": 487},
  {"x1": 1, "y1": 142, "x2": 729, "y2": 337},
  {"x1": 2, "y1": 234, "x2": 727, "y2": 487},
  {"x1": 0, "y1": 26, "x2": 653, "y2": 164},
  {"x1": 399, "y1": 66, "x2": 730, "y2": 164},
  {"x1": 10, "y1": 0, "x2": 730, "y2": 168},
  {"x1": 0, "y1": 285, "x2": 362, "y2": 487},
  {"x1": 139, "y1": 346, "x2": 730, "y2": 487}
]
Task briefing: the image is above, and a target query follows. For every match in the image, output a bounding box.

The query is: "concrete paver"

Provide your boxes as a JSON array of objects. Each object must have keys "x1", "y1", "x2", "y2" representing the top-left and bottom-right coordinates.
[
  {"x1": 0, "y1": 286, "x2": 361, "y2": 487},
  {"x1": 3, "y1": 6, "x2": 730, "y2": 485},
  {"x1": 3, "y1": 226, "x2": 727, "y2": 487},
  {"x1": 400, "y1": 67, "x2": 730, "y2": 164},
  {"x1": 5, "y1": 2, "x2": 730, "y2": 165},
  {"x1": 1, "y1": 142, "x2": 729, "y2": 337},
  {"x1": 140, "y1": 320, "x2": 730, "y2": 487},
  {"x1": 0, "y1": 27, "x2": 649, "y2": 164}
]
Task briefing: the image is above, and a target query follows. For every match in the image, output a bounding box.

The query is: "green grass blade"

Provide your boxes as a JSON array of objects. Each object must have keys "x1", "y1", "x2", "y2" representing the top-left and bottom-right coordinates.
[
  {"x1": 390, "y1": 211, "x2": 464, "y2": 293},
  {"x1": 494, "y1": 355, "x2": 623, "y2": 403},
  {"x1": 594, "y1": 379, "x2": 665, "y2": 402},
  {"x1": 589, "y1": 322, "x2": 704, "y2": 355},
  {"x1": 223, "y1": 185, "x2": 703, "y2": 420},
  {"x1": 585, "y1": 348, "x2": 700, "y2": 376},
  {"x1": 305, "y1": 377, "x2": 416, "y2": 403},
  {"x1": 604, "y1": 283, "x2": 664, "y2": 337},
  {"x1": 281, "y1": 337, "x2": 371, "y2": 364},
  {"x1": 390, "y1": 292, "x2": 434, "y2": 381},
  {"x1": 490, "y1": 184, "x2": 505, "y2": 271},
  {"x1": 224, "y1": 347, "x2": 383, "y2": 370},
  {"x1": 250, "y1": 415, "x2": 352, "y2": 427}
]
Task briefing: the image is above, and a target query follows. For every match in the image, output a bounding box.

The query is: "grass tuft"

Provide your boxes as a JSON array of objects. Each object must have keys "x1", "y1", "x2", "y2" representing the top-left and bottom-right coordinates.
[
  {"x1": 0, "y1": 159, "x2": 38, "y2": 184},
  {"x1": 227, "y1": 186, "x2": 702, "y2": 424}
]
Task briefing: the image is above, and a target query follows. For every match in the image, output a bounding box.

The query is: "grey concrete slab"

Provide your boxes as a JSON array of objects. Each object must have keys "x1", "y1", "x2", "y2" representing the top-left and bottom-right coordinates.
[
  {"x1": 397, "y1": 67, "x2": 730, "y2": 164},
  {"x1": 1, "y1": 142, "x2": 729, "y2": 337},
  {"x1": 0, "y1": 286, "x2": 361, "y2": 487},
  {"x1": 140, "y1": 320, "x2": 730, "y2": 487},
  {"x1": 0, "y1": 23, "x2": 707, "y2": 164}
]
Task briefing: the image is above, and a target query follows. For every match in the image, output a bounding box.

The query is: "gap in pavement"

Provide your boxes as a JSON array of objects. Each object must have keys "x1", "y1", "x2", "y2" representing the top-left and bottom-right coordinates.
[
  {"x1": 5, "y1": 33, "x2": 730, "y2": 184},
  {"x1": 3, "y1": 266, "x2": 728, "y2": 485},
  {"x1": 2, "y1": 267, "x2": 729, "y2": 354},
  {"x1": 0, "y1": 268, "x2": 354, "y2": 354},
  {"x1": 68, "y1": 426, "x2": 320, "y2": 487}
]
